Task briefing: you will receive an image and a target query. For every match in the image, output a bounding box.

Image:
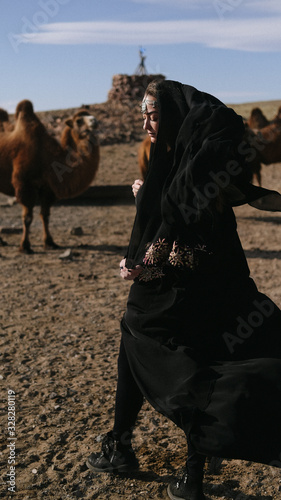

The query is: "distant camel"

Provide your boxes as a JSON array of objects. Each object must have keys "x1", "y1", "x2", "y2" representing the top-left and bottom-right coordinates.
[
  {"x1": 247, "y1": 105, "x2": 281, "y2": 130},
  {"x1": 138, "y1": 135, "x2": 151, "y2": 179},
  {"x1": 243, "y1": 120, "x2": 281, "y2": 185},
  {"x1": 0, "y1": 100, "x2": 99, "y2": 253},
  {"x1": 246, "y1": 107, "x2": 270, "y2": 130}
]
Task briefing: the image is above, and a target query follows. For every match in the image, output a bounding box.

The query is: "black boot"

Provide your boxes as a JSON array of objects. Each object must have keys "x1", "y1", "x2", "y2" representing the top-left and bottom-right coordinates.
[
  {"x1": 86, "y1": 431, "x2": 139, "y2": 473},
  {"x1": 167, "y1": 470, "x2": 206, "y2": 500}
]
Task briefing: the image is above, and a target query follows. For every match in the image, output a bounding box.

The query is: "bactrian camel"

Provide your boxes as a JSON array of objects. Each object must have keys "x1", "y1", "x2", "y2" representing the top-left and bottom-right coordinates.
[
  {"x1": 246, "y1": 107, "x2": 270, "y2": 130},
  {"x1": 244, "y1": 120, "x2": 281, "y2": 186},
  {"x1": 0, "y1": 100, "x2": 99, "y2": 253},
  {"x1": 246, "y1": 106, "x2": 281, "y2": 131}
]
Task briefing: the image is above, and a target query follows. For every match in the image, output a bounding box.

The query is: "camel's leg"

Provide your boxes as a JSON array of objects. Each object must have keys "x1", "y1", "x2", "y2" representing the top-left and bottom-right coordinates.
[
  {"x1": 253, "y1": 166, "x2": 262, "y2": 186},
  {"x1": 249, "y1": 160, "x2": 262, "y2": 187},
  {"x1": 20, "y1": 205, "x2": 33, "y2": 253},
  {"x1": 40, "y1": 201, "x2": 59, "y2": 249},
  {"x1": 256, "y1": 167, "x2": 262, "y2": 187}
]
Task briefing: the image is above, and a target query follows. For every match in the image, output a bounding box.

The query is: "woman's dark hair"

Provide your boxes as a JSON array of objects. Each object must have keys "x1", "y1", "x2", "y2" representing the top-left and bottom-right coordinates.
[
  {"x1": 144, "y1": 79, "x2": 188, "y2": 149},
  {"x1": 144, "y1": 80, "x2": 159, "y2": 99}
]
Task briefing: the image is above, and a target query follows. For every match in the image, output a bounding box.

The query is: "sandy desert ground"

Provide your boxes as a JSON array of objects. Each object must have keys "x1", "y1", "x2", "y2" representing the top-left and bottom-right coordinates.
[{"x1": 1, "y1": 108, "x2": 281, "y2": 499}]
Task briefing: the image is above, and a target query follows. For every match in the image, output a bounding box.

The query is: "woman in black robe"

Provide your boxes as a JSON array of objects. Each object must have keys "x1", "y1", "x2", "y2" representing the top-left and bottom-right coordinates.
[{"x1": 87, "y1": 80, "x2": 281, "y2": 500}]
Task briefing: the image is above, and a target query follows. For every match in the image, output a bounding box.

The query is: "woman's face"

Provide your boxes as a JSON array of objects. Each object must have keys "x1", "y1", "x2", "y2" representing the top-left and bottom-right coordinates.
[{"x1": 142, "y1": 94, "x2": 159, "y2": 143}]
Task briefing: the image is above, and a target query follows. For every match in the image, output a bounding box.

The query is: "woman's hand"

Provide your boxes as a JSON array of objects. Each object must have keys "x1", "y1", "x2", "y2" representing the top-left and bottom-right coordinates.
[
  {"x1": 119, "y1": 258, "x2": 142, "y2": 280},
  {"x1": 132, "y1": 179, "x2": 144, "y2": 198}
]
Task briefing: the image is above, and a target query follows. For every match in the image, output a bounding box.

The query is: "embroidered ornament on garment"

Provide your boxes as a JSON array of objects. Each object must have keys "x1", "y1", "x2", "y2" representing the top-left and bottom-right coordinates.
[{"x1": 138, "y1": 238, "x2": 210, "y2": 282}]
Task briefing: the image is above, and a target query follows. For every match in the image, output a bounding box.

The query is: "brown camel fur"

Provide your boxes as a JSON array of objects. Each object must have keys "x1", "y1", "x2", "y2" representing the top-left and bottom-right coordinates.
[
  {"x1": 273, "y1": 105, "x2": 281, "y2": 122},
  {"x1": 0, "y1": 108, "x2": 13, "y2": 245},
  {"x1": 138, "y1": 135, "x2": 151, "y2": 180},
  {"x1": 243, "y1": 120, "x2": 281, "y2": 186},
  {"x1": 0, "y1": 100, "x2": 99, "y2": 253},
  {"x1": 246, "y1": 107, "x2": 270, "y2": 130},
  {"x1": 0, "y1": 108, "x2": 13, "y2": 132}
]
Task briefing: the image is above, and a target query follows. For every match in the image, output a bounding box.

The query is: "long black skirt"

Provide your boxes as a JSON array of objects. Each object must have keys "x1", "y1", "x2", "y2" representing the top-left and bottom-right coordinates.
[{"x1": 121, "y1": 314, "x2": 281, "y2": 468}]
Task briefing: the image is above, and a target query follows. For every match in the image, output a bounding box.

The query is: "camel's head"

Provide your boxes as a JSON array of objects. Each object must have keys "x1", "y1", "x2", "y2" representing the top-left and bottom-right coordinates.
[{"x1": 65, "y1": 110, "x2": 98, "y2": 140}]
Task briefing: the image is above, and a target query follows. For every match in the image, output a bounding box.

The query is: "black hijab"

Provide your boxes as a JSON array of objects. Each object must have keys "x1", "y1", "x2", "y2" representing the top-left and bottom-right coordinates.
[{"x1": 126, "y1": 80, "x2": 281, "y2": 269}]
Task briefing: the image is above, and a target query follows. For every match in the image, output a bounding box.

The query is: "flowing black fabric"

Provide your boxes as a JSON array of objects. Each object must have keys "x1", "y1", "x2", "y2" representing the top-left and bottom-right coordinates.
[
  {"x1": 126, "y1": 81, "x2": 281, "y2": 269},
  {"x1": 122, "y1": 81, "x2": 281, "y2": 467},
  {"x1": 122, "y1": 321, "x2": 281, "y2": 466}
]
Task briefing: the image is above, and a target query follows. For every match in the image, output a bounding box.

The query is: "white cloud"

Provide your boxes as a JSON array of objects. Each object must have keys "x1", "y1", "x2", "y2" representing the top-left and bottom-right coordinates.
[
  {"x1": 9, "y1": 17, "x2": 281, "y2": 53},
  {"x1": 129, "y1": 0, "x2": 281, "y2": 14}
]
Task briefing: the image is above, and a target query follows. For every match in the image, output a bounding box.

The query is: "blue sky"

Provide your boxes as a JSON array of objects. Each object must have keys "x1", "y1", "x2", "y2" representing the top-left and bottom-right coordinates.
[{"x1": 1, "y1": 0, "x2": 281, "y2": 113}]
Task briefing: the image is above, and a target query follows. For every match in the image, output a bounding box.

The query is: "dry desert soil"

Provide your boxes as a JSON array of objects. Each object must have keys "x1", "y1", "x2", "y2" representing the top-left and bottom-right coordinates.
[{"x1": 1, "y1": 99, "x2": 281, "y2": 499}]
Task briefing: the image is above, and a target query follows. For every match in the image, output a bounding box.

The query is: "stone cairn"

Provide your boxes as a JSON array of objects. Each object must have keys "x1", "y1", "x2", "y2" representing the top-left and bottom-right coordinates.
[
  {"x1": 107, "y1": 74, "x2": 165, "y2": 102},
  {"x1": 84, "y1": 73, "x2": 165, "y2": 145}
]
